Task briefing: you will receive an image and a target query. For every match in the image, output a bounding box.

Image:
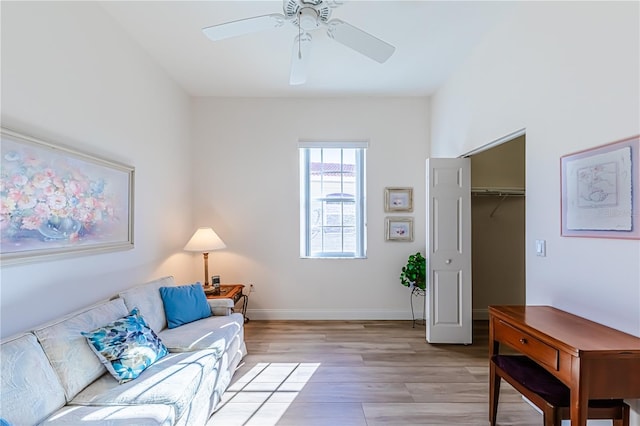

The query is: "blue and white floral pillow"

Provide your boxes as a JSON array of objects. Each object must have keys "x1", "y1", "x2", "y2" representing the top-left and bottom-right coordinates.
[{"x1": 82, "y1": 308, "x2": 168, "y2": 384}]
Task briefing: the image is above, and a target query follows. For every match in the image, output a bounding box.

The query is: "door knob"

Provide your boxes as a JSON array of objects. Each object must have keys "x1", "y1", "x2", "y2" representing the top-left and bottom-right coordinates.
[{"x1": 445, "y1": 259, "x2": 452, "y2": 264}]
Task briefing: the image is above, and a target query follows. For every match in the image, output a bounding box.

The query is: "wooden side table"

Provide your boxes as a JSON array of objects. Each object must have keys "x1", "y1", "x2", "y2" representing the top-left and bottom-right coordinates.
[{"x1": 206, "y1": 284, "x2": 249, "y2": 322}]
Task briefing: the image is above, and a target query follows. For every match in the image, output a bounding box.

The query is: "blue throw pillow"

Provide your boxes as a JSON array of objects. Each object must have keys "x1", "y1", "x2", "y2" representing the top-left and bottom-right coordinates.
[
  {"x1": 159, "y1": 283, "x2": 212, "y2": 329},
  {"x1": 82, "y1": 308, "x2": 168, "y2": 384}
]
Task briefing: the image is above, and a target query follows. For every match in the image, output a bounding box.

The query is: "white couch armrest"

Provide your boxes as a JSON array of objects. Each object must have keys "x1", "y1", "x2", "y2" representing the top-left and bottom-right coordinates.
[{"x1": 207, "y1": 298, "x2": 234, "y2": 316}]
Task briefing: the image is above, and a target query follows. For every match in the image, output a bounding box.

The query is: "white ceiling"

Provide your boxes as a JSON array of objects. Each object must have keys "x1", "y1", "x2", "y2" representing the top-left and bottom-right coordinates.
[{"x1": 100, "y1": 1, "x2": 517, "y2": 97}]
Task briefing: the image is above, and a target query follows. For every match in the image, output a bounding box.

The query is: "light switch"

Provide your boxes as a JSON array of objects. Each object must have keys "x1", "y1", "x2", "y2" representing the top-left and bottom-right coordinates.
[{"x1": 536, "y1": 240, "x2": 546, "y2": 257}]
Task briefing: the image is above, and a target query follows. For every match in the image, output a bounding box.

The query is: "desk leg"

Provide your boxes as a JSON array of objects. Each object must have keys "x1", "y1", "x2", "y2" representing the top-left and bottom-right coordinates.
[
  {"x1": 489, "y1": 360, "x2": 500, "y2": 426},
  {"x1": 488, "y1": 329, "x2": 500, "y2": 426},
  {"x1": 569, "y1": 391, "x2": 588, "y2": 426},
  {"x1": 570, "y1": 359, "x2": 588, "y2": 426}
]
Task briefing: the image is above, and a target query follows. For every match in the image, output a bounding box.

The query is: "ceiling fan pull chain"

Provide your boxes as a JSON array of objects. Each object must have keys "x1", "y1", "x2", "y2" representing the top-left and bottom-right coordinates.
[{"x1": 298, "y1": 10, "x2": 302, "y2": 59}]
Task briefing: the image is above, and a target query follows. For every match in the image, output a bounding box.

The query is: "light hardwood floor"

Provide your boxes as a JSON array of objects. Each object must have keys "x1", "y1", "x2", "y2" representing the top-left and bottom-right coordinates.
[{"x1": 207, "y1": 320, "x2": 542, "y2": 426}]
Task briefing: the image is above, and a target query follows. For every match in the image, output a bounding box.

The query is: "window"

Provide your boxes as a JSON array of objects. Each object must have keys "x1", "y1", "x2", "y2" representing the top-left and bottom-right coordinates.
[{"x1": 299, "y1": 141, "x2": 367, "y2": 258}]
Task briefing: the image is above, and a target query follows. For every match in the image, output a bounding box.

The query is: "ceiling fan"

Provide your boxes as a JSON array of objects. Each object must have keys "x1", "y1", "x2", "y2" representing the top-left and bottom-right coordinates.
[{"x1": 202, "y1": 0, "x2": 395, "y2": 85}]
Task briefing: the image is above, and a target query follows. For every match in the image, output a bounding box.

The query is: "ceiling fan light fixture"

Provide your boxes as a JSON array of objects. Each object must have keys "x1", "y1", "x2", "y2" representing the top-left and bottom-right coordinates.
[{"x1": 298, "y1": 7, "x2": 319, "y2": 31}]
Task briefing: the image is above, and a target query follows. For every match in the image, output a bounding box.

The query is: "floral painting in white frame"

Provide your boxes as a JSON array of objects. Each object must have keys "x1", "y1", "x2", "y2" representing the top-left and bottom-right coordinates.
[{"x1": 1, "y1": 128, "x2": 134, "y2": 264}]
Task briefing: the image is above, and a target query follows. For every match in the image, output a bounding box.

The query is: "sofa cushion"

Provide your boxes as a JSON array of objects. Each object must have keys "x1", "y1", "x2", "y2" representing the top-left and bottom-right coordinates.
[
  {"x1": 40, "y1": 404, "x2": 175, "y2": 425},
  {"x1": 82, "y1": 308, "x2": 169, "y2": 384},
  {"x1": 33, "y1": 299, "x2": 130, "y2": 401},
  {"x1": 69, "y1": 350, "x2": 219, "y2": 421},
  {"x1": 0, "y1": 333, "x2": 66, "y2": 425},
  {"x1": 119, "y1": 276, "x2": 175, "y2": 333},
  {"x1": 157, "y1": 312, "x2": 244, "y2": 355},
  {"x1": 159, "y1": 283, "x2": 211, "y2": 329}
]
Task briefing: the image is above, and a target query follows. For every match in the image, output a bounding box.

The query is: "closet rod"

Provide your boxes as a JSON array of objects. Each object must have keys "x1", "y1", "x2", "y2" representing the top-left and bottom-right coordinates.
[
  {"x1": 471, "y1": 187, "x2": 525, "y2": 197},
  {"x1": 471, "y1": 187, "x2": 525, "y2": 217}
]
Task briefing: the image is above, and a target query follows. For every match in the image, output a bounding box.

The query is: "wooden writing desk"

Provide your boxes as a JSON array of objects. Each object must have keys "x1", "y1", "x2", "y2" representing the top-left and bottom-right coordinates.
[{"x1": 489, "y1": 305, "x2": 640, "y2": 426}]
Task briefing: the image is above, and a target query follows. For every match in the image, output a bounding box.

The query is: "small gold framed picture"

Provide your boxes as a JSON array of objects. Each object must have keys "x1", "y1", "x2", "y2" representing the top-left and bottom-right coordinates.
[
  {"x1": 385, "y1": 217, "x2": 414, "y2": 241},
  {"x1": 384, "y1": 187, "x2": 413, "y2": 212}
]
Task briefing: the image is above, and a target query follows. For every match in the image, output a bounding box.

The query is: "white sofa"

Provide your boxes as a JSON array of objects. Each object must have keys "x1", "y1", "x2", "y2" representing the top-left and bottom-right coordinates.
[{"x1": 0, "y1": 276, "x2": 247, "y2": 426}]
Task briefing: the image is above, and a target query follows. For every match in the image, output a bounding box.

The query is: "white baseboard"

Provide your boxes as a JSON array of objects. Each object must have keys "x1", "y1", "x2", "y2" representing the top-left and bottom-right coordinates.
[
  {"x1": 246, "y1": 308, "x2": 482, "y2": 322},
  {"x1": 245, "y1": 308, "x2": 426, "y2": 321}
]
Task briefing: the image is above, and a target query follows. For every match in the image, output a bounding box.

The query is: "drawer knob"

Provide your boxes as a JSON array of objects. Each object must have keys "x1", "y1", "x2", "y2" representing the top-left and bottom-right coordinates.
[{"x1": 519, "y1": 338, "x2": 528, "y2": 344}]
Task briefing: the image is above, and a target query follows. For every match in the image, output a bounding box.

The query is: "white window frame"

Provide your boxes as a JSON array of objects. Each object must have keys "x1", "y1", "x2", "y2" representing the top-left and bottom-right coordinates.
[{"x1": 299, "y1": 141, "x2": 367, "y2": 259}]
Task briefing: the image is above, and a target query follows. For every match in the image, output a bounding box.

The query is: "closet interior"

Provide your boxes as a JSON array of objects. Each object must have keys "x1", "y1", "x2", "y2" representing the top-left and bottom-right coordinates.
[{"x1": 470, "y1": 135, "x2": 526, "y2": 319}]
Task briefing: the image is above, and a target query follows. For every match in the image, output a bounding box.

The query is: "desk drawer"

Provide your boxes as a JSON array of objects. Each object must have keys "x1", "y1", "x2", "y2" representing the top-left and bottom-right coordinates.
[{"x1": 494, "y1": 319, "x2": 559, "y2": 371}]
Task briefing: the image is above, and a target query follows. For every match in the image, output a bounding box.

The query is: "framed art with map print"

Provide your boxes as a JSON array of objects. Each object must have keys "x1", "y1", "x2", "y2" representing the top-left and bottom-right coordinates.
[{"x1": 561, "y1": 135, "x2": 639, "y2": 239}]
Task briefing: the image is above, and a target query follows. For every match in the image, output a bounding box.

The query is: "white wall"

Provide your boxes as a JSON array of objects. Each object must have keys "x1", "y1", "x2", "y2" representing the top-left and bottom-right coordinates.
[
  {"x1": 430, "y1": 2, "x2": 640, "y2": 423},
  {"x1": 191, "y1": 98, "x2": 429, "y2": 319},
  {"x1": 0, "y1": 2, "x2": 194, "y2": 338}
]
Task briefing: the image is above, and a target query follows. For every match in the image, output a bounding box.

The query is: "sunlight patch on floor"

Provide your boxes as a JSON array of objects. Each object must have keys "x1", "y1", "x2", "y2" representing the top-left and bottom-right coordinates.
[{"x1": 208, "y1": 362, "x2": 320, "y2": 426}]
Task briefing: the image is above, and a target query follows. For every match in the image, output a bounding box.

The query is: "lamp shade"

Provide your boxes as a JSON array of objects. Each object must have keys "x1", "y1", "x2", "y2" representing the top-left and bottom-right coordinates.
[{"x1": 184, "y1": 227, "x2": 226, "y2": 252}]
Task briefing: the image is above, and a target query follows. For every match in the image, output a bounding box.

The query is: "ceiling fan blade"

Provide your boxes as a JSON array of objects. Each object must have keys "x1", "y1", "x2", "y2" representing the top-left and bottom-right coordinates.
[
  {"x1": 327, "y1": 19, "x2": 395, "y2": 63},
  {"x1": 203, "y1": 14, "x2": 286, "y2": 41},
  {"x1": 290, "y1": 34, "x2": 312, "y2": 85}
]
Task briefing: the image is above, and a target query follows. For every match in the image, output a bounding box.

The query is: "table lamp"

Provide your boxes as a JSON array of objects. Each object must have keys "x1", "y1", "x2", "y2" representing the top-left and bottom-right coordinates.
[{"x1": 184, "y1": 227, "x2": 226, "y2": 291}]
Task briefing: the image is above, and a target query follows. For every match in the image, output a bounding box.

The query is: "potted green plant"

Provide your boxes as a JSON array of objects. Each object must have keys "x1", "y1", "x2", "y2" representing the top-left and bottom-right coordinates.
[{"x1": 400, "y1": 252, "x2": 426, "y2": 290}]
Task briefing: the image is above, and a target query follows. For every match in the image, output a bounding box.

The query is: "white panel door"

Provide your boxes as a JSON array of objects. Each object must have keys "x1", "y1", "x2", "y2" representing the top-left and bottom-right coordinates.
[{"x1": 426, "y1": 158, "x2": 472, "y2": 344}]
